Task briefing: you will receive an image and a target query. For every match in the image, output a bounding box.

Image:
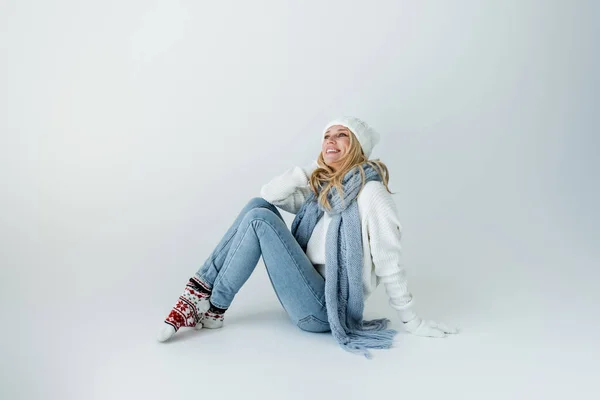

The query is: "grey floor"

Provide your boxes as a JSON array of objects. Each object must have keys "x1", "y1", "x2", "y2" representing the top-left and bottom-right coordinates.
[{"x1": 3, "y1": 245, "x2": 597, "y2": 400}]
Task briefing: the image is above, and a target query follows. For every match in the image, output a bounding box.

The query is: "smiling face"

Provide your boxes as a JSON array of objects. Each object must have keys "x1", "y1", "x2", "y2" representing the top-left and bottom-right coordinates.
[{"x1": 322, "y1": 125, "x2": 352, "y2": 170}]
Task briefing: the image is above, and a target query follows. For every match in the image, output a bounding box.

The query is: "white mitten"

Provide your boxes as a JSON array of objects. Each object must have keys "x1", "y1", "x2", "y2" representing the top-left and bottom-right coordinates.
[
  {"x1": 402, "y1": 317, "x2": 459, "y2": 338},
  {"x1": 300, "y1": 160, "x2": 319, "y2": 178}
]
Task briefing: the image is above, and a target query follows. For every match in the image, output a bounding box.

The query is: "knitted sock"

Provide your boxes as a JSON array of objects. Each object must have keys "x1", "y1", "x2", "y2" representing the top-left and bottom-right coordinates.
[
  {"x1": 157, "y1": 276, "x2": 211, "y2": 342},
  {"x1": 201, "y1": 302, "x2": 227, "y2": 329}
]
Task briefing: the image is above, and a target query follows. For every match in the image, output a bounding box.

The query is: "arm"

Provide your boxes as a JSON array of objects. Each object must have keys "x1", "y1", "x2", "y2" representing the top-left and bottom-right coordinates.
[
  {"x1": 365, "y1": 184, "x2": 458, "y2": 337},
  {"x1": 364, "y1": 184, "x2": 417, "y2": 321},
  {"x1": 260, "y1": 160, "x2": 318, "y2": 214}
]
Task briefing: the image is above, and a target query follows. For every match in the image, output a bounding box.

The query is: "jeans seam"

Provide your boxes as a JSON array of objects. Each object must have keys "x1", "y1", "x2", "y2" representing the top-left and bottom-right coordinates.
[
  {"x1": 251, "y1": 217, "x2": 326, "y2": 308},
  {"x1": 263, "y1": 267, "x2": 287, "y2": 311},
  {"x1": 299, "y1": 314, "x2": 329, "y2": 325},
  {"x1": 211, "y1": 222, "x2": 255, "y2": 298},
  {"x1": 298, "y1": 314, "x2": 330, "y2": 332},
  {"x1": 198, "y1": 203, "x2": 275, "y2": 285},
  {"x1": 213, "y1": 214, "x2": 325, "y2": 309},
  {"x1": 198, "y1": 232, "x2": 236, "y2": 282}
]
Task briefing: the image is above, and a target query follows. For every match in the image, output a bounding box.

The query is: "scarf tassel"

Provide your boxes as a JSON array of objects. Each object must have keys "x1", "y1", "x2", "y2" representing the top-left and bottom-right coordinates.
[{"x1": 339, "y1": 328, "x2": 398, "y2": 359}]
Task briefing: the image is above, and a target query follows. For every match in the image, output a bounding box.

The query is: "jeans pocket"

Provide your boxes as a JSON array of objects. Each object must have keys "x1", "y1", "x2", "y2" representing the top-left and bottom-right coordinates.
[{"x1": 297, "y1": 314, "x2": 331, "y2": 333}]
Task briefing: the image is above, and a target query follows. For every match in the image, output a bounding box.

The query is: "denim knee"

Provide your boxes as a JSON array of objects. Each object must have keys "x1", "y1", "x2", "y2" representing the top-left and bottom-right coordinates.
[
  {"x1": 242, "y1": 206, "x2": 282, "y2": 225},
  {"x1": 243, "y1": 197, "x2": 282, "y2": 221},
  {"x1": 246, "y1": 197, "x2": 272, "y2": 209}
]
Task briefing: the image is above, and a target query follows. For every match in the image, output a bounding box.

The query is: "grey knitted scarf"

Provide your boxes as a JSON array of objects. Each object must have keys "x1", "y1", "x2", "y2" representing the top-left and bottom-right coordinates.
[{"x1": 291, "y1": 163, "x2": 397, "y2": 358}]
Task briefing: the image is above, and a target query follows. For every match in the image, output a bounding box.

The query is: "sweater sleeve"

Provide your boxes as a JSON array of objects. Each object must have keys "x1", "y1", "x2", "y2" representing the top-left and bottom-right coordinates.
[
  {"x1": 259, "y1": 160, "x2": 318, "y2": 215},
  {"x1": 365, "y1": 185, "x2": 418, "y2": 323}
]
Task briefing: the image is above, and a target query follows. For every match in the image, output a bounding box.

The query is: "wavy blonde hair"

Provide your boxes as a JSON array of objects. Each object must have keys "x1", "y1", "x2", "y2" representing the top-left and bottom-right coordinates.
[{"x1": 309, "y1": 130, "x2": 394, "y2": 211}]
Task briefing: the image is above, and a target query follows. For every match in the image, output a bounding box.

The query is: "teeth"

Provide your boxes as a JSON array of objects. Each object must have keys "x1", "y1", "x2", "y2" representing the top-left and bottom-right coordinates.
[{"x1": 326, "y1": 149, "x2": 339, "y2": 153}]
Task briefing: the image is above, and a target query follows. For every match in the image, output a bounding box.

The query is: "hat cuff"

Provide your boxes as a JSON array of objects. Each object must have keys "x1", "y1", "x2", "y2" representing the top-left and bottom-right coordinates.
[{"x1": 322, "y1": 120, "x2": 371, "y2": 157}]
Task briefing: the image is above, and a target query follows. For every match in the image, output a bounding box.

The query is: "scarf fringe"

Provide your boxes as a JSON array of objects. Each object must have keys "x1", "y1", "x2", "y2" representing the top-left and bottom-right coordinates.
[
  {"x1": 333, "y1": 318, "x2": 398, "y2": 359},
  {"x1": 338, "y1": 328, "x2": 398, "y2": 359}
]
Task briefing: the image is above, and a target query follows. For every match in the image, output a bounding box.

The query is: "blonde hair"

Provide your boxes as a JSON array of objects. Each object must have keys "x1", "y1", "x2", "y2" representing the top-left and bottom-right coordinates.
[{"x1": 309, "y1": 130, "x2": 394, "y2": 211}]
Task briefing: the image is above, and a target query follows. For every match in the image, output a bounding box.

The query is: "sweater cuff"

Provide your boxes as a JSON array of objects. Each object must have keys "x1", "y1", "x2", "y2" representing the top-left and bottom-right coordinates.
[{"x1": 396, "y1": 306, "x2": 418, "y2": 323}]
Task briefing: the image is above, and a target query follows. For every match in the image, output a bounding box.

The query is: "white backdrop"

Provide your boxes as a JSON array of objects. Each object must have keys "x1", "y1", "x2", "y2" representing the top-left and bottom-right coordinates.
[{"x1": 1, "y1": 1, "x2": 599, "y2": 399}]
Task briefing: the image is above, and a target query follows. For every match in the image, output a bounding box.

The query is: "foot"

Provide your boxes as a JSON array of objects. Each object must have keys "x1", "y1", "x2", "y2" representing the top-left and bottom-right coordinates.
[
  {"x1": 157, "y1": 277, "x2": 211, "y2": 342},
  {"x1": 156, "y1": 321, "x2": 204, "y2": 341},
  {"x1": 157, "y1": 325, "x2": 176, "y2": 342},
  {"x1": 201, "y1": 304, "x2": 226, "y2": 329}
]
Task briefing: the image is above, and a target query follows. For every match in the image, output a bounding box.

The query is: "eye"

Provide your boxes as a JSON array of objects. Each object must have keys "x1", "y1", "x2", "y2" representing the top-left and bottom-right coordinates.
[{"x1": 340, "y1": 133, "x2": 347, "y2": 137}]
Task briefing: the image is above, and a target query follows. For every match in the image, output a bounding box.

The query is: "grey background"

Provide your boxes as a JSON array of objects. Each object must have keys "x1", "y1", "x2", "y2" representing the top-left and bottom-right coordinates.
[{"x1": 1, "y1": 1, "x2": 598, "y2": 399}]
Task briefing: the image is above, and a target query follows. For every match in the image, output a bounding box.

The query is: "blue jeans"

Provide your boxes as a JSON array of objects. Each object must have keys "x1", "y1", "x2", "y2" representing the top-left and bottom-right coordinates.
[{"x1": 195, "y1": 197, "x2": 330, "y2": 333}]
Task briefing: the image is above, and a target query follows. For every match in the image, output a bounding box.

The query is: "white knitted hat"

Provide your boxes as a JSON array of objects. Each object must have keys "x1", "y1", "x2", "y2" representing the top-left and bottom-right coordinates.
[{"x1": 322, "y1": 116, "x2": 380, "y2": 158}]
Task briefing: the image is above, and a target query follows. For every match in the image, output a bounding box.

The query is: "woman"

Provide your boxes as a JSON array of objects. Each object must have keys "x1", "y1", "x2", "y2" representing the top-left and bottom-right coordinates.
[{"x1": 157, "y1": 116, "x2": 458, "y2": 358}]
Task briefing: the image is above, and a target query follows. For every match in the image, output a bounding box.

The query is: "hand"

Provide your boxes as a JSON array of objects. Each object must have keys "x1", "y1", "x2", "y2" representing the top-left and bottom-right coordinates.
[
  {"x1": 300, "y1": 160, "x2": 319, "y2": 177},
  {"x1": 403, "y1": 317, "x2": 459, "y2": 338}
]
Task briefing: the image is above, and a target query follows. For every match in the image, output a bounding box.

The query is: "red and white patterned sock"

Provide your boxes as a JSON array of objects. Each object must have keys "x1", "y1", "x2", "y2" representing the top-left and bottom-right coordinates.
[
  {"x1": 201, "y1": 303, "x2": 227, "y2": 329},
  {"x1": 157, "y1": 276, "x2": 211, "y2": 342}
]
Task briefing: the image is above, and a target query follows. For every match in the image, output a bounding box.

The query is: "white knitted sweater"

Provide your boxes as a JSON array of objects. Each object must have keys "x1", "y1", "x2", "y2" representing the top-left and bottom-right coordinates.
[{"x1": 259, "y1": 161, "x2": 418, "y2": 323}]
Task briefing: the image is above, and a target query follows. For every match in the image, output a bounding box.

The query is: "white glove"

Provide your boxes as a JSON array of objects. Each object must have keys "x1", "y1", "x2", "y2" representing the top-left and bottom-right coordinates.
[
  {"x1": 300, "y1": 159, "x2": 319, "y2": 178},
  {"x1": 403, "y1": 317, "x2": 459, "y2": 338}
]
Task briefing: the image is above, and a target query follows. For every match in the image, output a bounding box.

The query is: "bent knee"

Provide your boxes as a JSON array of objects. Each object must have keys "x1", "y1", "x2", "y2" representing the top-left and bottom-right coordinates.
[
  {"x1": 246, "y1": 197, "x2": 273, "y2": 209},
  {"x1": 244, "y1": 204, "x2": 281, "y2": 222},
  {"x1": 296, "y1": 314, "x2": 331, "y2": 333}
]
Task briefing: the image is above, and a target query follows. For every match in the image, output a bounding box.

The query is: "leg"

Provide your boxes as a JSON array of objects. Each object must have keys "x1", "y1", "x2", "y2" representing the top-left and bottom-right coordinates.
[
  {"x1": 205, "y1": 204, "x2": 330, "y2": 332},
  {"x1": 158, "y1": 197, "x2": 280, "y2": 341},
  {"x1": 195, "y1": 197, "x2": 283, "y2": 289}
]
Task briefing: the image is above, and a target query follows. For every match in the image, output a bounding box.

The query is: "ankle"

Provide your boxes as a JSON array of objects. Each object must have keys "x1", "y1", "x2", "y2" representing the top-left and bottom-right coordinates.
[
  {"x1": 202, "y1": 302, "x2": 227, "y2": 329},
  {"x1": 163, "y1": 277, "x2": 211, "y2": 333},
  {"x1": 190, "y1": 276, "x2": 212, "y2": 295}
]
